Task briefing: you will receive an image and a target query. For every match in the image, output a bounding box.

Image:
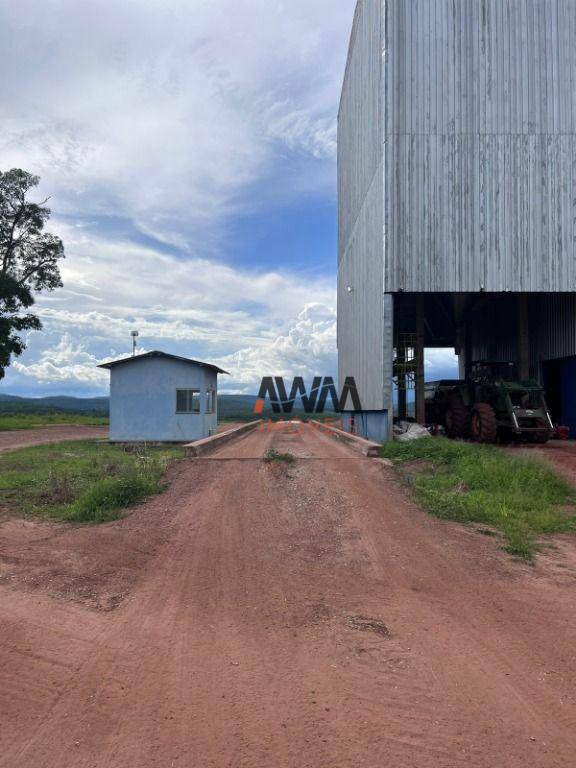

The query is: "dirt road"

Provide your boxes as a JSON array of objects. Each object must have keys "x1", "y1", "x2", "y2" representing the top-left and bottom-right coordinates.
[
  {"x1": 0, "y1": 424, "x2": 108, "y2": 453},
  {"x1": 1, "y1": 423, "x2": 575, "y2": 767}
]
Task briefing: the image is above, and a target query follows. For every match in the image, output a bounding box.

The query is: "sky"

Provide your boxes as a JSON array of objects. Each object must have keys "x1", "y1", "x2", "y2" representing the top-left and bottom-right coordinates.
[{"x1": 0, "y1": 0, "x2": 457, "y2": 398}]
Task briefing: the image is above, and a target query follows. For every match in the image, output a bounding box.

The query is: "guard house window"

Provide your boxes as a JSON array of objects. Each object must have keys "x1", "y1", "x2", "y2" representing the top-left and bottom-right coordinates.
[
  {"x1": 176, "y1": 389, "x2": 200, "y2": 414},
  {"x1": 206, "y1": 389, "x2": 215, "y2": 414}
]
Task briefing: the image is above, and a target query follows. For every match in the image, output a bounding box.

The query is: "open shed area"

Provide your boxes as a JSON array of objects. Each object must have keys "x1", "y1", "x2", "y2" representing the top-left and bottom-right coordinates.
[{"x1": 392, "y1": 292, "x2": 576, "y2": 435}]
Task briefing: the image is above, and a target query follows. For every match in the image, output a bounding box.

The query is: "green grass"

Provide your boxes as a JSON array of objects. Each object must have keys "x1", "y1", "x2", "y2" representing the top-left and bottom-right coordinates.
[
  {"x1": 263, "y1": 449, "x2": 296, "y2": 465},
  {"x1": 381, "y1": 438, "x2": 576, "y2": 560},
  {"x1": 0, "y1": 441, "x2": 183, "y2": 523},
  {"x1": 0, "y1": 412, "x2": 108, "y2": 431}
]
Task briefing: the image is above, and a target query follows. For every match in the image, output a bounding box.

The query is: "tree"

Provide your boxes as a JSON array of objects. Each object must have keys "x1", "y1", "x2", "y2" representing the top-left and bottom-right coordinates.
[{"x1": 0, "y1": 169, "x2": 65, "y2": 379}]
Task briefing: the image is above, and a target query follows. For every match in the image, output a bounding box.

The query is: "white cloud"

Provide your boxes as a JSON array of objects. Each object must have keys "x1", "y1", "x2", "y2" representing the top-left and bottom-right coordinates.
[
  {"x1": 11, "y1": 303, "x2": 338, "y2": 394},
  {"x1": 0, "y1": 0, "x2": 357, "y2": 395},
  {"x1": 12, "y1": 334, "x2": 109, "y2": 386},
  {"x1": 426, "y1": 348, "x2": 459, "y2": 368},
  {"x1": 219, "y1": 303, "x2": 337, "y2": 388},
  {"x1": 39, "y1": 221, "x2": 336, "y2": 343},
  {"x1": 5, "y1": 222, "x2": 338, "y2": 392},
  {"x1": 0, "y1": 0, "x2": 355, "y2": 240},
  {"x1": 259, "y1": 100, "x2": 337, "y2": 159},
  {"x1": 426, "y1": 348, "x2": 459, "y2": 378}
]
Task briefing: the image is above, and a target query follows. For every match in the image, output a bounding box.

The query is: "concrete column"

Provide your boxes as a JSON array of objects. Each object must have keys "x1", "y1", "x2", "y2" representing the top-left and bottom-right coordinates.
[
  {"x1": 518, "y1": 293, "x2": 530, "y2": 381},
  {"x1": 416, "y1": 296, "x2": 426, "y2": 424}
]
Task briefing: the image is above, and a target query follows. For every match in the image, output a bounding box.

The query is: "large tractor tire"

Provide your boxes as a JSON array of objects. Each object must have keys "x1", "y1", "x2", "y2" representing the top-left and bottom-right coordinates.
[
  {"x1": 445, "y1": 395, "x2": 471, "y2": 439},
  {"x1": 471, "y1": 403, "x2": 498, "y2": 443}
]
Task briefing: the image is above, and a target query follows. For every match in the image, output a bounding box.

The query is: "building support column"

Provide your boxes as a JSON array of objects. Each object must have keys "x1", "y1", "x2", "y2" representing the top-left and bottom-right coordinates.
[
  {"x1": 383, "y1": 293, "x2": 395, "y2": 442},
  {"x1": 397, "y1": 346, "x2": 407, "y2": 421},
  {"x1": 415, "y1": 295, "x2": 426, "y2": 425},
  {"x1": 454, "y1": 295, "x2": 467, "y2": 379},
  {"x1": 518, "y1": 293, "x2": 530, "y2": 381}
]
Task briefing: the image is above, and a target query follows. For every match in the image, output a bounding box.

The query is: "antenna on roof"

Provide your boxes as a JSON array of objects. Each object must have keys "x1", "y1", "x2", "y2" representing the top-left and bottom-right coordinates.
[{"x1": 130, "y1": 330, "x2": 139, "y2": 357}]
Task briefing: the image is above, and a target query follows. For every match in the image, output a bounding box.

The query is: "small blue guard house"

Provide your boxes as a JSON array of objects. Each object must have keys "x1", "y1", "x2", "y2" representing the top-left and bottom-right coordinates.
[{"x1": 99, "y1": 351, "x2": 229, "y2": 443}]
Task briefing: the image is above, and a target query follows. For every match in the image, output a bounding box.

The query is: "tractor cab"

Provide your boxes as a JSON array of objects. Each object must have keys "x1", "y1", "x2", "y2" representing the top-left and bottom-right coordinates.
[
  {"x1": 469, "y1": 361, "x2": 518, "y2": 383},
  {"x1": 466, "y1": 361, "x2": 554, "y2": 443},
  {"x1": 426, "y1": 361, "x2": 554, "y2": 444}
]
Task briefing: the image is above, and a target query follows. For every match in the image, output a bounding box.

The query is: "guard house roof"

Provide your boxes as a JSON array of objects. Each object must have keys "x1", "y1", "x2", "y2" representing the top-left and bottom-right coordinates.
[{"x1": 98, "y1": 350, "x2": 230, "y2": 375}]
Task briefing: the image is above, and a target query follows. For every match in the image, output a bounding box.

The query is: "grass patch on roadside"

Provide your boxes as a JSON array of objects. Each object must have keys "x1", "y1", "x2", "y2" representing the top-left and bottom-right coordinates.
[
  {"x1": 381, "y1": 438, "x2": 576, "y2": 560},
  {"x1": 0, "y1": 441, "x2": 183, "y2": 523},
  {"x1": 0, "y1": 412, "x2": 108, "y2": 431},
  {"x1": 263, "y1": 449, "x2": 295, "y2": 465}
]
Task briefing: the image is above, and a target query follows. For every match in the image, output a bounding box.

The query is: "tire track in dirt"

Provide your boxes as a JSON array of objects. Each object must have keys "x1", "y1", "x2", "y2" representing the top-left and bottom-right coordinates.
[
  {"x1": 0, "y1": 424, "x2": 575, "y2": 767},
  {"x1": 306, "y1": 453, "x2": 576, "y2": 764}
]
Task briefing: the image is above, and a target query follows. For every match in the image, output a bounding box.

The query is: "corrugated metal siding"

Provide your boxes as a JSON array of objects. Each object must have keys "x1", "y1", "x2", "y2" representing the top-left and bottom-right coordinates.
[
  {"x1": 467, "y1": 294, "x2": 576, "y2": 380},
  {"x1": 338, "y1": 173, "x2": 387, "y2": 410},
  {"x1": 338, "y1": 0, "x2": 383, "y2": 266},
  {"x1": 338, "y1": 0, "x2": 390, "y2": 411},
  {"x1": 467, "y1": 297, "x2": 519, "y2": 364},
  {"x1": 384, "y1": 0, "x2": 576, "y2": 293},
  {"x1": 531, "y1": 293, "x2": 576, "y2": 364}
]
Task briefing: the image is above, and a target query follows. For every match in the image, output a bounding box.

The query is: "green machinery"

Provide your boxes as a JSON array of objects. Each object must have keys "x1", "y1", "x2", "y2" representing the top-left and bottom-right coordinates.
[{"x1": 425, "y1": 362, "x2": 555, "y2": 444}]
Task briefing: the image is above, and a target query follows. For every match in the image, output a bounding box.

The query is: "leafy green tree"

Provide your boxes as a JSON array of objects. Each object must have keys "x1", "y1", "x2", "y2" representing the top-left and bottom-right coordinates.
[{"x1": 0, "y1": 169, "x2": 64, "y2": 379}]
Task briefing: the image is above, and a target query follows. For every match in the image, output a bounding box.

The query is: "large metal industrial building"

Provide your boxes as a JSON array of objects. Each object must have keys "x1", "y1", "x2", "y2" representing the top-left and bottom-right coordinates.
[{"x1": 338, "y1": 0, "x2": 576, "y2": 441}]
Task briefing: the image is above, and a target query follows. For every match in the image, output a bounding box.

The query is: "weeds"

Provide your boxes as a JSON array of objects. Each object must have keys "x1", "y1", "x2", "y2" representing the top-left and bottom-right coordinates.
[
  {"x1": 37, "y1": 471, "x2": 77, "y2": 505},
  {"x1": 0, "y1": 441, "x2": 183, "y2": 524},
  {"x1": 263, "y1": 449, "x2": 295, "y2": 465},
  {"x1": 381, "y1": 438, "x2": 576, "y2": 560},
  {"x1": 69, "y1": 468, "x2": 163, "y2": 523}
]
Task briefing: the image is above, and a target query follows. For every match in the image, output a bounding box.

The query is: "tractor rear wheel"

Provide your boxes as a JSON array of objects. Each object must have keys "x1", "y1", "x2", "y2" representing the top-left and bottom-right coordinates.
[
  {"x1": 445, "y1": 396, "x2": 471, "y2": 439},
  {"x1": 471, "y1": 403, "x2": 498, "y2": 443}
]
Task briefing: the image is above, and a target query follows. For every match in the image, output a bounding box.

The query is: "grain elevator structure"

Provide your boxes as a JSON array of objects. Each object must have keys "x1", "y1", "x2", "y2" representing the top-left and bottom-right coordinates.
[{"x1": 338, "y1": 0, "x2": 576, "y2": 441}]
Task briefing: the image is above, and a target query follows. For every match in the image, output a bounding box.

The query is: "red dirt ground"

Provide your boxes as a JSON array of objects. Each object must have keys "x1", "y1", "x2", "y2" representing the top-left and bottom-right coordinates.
[
  {"x1": 529, "y1": 440, "x2": 576, "y2": 487},
  {"x1": 1, "y1": 423, "x2": 575, "y2": 767},
  {"x1": 0, "y1": 425, "x2": 108, "y2": 453}
]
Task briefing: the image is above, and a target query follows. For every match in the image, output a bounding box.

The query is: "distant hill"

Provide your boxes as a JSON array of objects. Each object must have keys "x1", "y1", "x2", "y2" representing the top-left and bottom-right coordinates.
[
  {"x1": 0, "y1": 393, "x2": 266, "y2": 420},
  {"x1": 0, "y1": 393, "x2": 333, "y2": 420},
  {"x1": 218, "y1": 394, "x2": 337, "y2": 420},
  {"x1": 218, "y1": 395, "x2": 259, "y2": 420},
  {"x1": 0, "y1": 393, "x2": 109, "y2": 414}
]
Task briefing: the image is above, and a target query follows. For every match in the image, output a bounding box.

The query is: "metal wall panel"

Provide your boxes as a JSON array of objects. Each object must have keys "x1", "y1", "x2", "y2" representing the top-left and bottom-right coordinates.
[
  {"x1": 338, "y1": 0, "x2": 389, "y2": 411},
  {"x1": 383, "y1": 0, "x2": 576, "y2": 293},
  {"x1": 338, "y1": 0, "x2": 383, "y2": 266},
  {"x1": 467, "y1": 293, "x2": 576, "y2": 380},
  {"x1": 338, "y1": 1, "x2": 576, "y2": 417},
  {"x1": 338, "y1": 170, "x2": 387, "y2": 410},
  {"x1": 531, "y1": 293, "x2": 576, "y2": 364}
]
